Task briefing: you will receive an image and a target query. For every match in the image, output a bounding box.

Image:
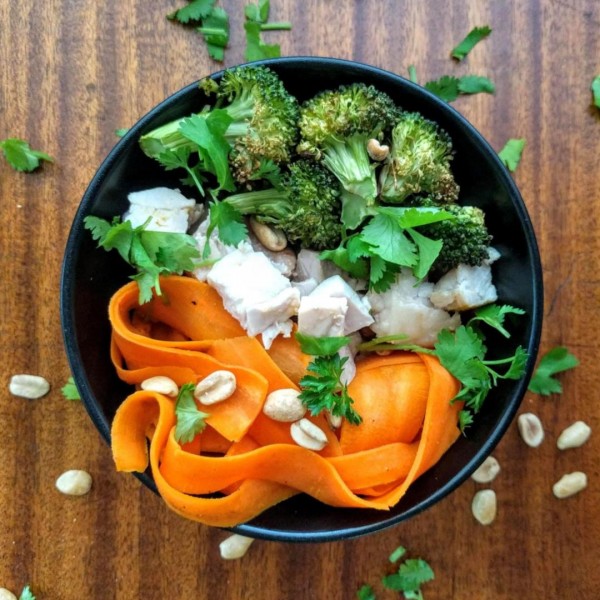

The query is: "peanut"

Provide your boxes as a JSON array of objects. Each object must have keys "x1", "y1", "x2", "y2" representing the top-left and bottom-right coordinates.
[
  {"x1": 9, "y1": 374, "x2": 50, "y2": 399},
  {"x1": 471, "y1": 489, "x2": 497, "y2": 525},
  {"x1": 195, "y1": 370, "x2": 236, "y2": 405},
  {"x1": 552, "y1": 472, "x2": 587, "y2": 499},
  {"x1": 140, "y1": 376, "x2": 179, "y2": 398},
  {"x1": 290, "y1": 418, "x2": 328, "y2": 451},
  {"x1": 56, "y1": 470, "x2": 93, "y2": 496},
  {"x1": 517, "y1": 412, "x2": 544, "y2": 447},
  {"x1": 556, "y1": 421, "x2": 591, "y2": 450},
  {"x1": 471, "y1": 456, "x2": 501, "y2": 484},
  {"x1": 249, "y1": 217, "x2": 288, "y2": 251},
  {"x1": 219, "y1": 534, "x2": 255, "y2": 560},
  {"x1": 262, "y1": 388, "x2": 306, "y2": 422}
]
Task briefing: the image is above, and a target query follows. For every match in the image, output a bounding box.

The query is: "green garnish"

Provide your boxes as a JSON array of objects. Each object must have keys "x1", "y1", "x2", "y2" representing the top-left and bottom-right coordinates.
[
  {"x1": 382, "y1": 548, "x2": 435, "y2": 599},
  {"x1": 19, "y1": 586, "x2": 36, "y2": 600},
  {"x1": 591, "y1": 75, "x2": 600, "y2": 108},
  {"x1": 528, "y1": 347, "x2": 579, "y2": 395},
  {"x1": 167, "y1": 1, "x2": 230, "y2": 62},
  {"x1": 356, "y1": 584, "x2": 376, "y2": 600},
  {"x1": 389, "y1": 545, "x2": 408, "y2": 563},
  {"x1": 245, "y1": 0, "x2": 291, "y2": 30},
  {"x1": 451, "y1": 26, "x2": 492, "y2": 61},
  {"x1": 299, "y1": 354, "x2": 361, "y2": 425},
  {"x1": 174, "y1": 382, "x2": 210, "y2": 444},
  {"x1": 115, "y1": 128, "x2": 129, "y2": 138},
  {"x1": 61, "y1": 376, "x2": 81, "y2": 401},
  {"x1": 295, "y1": 333, "x2": 351, "y2": 356},
  {"x1": 204, "y1": 201, "x2": 248, "y2": 258},
  {"x1": 84, "y1": 216, "x2": 200, "y2": 304},
  {"x1": 0, "y1": 138, "x2": 53, "y2": 172},
  {"x1": 407, "y1": 65, "x2": 418, "y2": 83},
  {"x1": 424, "y1": 75, "x2": 495, "y2": 102},
  {"x1": 469, "y1": 304, "x2": 526, "y2": 338},
  {"x1": 498, "y1": 138, "x2": 526, "y2": 172},
  {"x1": 244, "y1": 0, "x2": 290, "y2": 60}
]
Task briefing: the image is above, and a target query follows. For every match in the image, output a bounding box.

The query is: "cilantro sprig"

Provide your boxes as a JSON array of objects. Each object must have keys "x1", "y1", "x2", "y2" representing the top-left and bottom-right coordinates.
[
  {"x1": 382, "y1": 547, "x2": 435, "y2": 600},
  {"x1": 296, "y1": 333, "x2": 361, "y2": 425},
  {"x1": 591, "y1": 75, "x2": 600, "y2": 109},
  {"x1": 19, "y1": 586, "x2": 36, "y2": 600},
  {"x1": 527, "y1": 346, "x2": 579, "y2": 395},
  {"x1": 244, "y1": 0, "x2": 291, "y2": 61},
  {"x1": 84, "y1": 216, "x2": 200, "y2": 303},
  {"x1": 321, "y1": 207, "x2": 453, "y2": 292},
  {"x1": 0, "y1": 138, "x2": 53, "y2": 172},
  {"x1": 174, "y1": 382, "x2": 210, "y2": 444},
  {"x1": 451, "y1": 26, "x2": 492, "y2": 61},
  {"x1": 498, "y1": 138, "x2": 526, "y2": 172}
]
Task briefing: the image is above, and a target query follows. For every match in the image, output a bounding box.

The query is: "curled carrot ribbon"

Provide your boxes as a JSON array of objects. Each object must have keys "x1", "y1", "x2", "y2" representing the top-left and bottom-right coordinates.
[{"x1": 109, "y1": 276, "x2": 462, "y2": 527}]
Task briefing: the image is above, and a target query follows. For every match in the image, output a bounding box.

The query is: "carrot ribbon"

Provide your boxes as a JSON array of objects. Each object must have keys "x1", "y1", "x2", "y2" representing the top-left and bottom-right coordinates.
[{"x1": 109, "y1": 276, "x2": 463, "y2": 527}]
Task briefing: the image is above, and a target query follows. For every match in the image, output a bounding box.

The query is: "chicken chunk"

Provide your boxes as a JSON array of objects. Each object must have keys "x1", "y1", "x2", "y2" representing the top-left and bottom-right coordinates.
[
  {"x1": 123, "y1": 187, "x2": 198, "y2": 233},
  {"x1": 430, "y1": 251, "x2": 499, "y2": 311},
  {"x1": 294, "y1": 249, "x2": 366, "y2": 291},
  {"x1": 297, "y1": 296, "x2": 349, "y2": 338},
  {"x1": 207, "y1": 249, "x2": 300, "y2": 348},
  {"x1": 366, "y1": 269, "x2": 460, "y2": 347}
]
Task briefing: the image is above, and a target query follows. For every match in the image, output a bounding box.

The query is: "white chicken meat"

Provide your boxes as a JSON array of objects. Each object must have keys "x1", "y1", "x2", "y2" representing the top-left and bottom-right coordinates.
[{"x1": 366, "y1": 269, "x2": 460, "y2": 347}]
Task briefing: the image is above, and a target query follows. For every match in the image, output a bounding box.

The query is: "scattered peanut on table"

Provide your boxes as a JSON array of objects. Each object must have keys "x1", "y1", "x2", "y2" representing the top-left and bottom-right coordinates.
[
  {"x1": 9, "y1": 374, "x2": 50, "y2": 399},
  {"x1": 55, "y1": 469, "x2": 93, "y2": 496},
  {"x1": 219, "y1": 534, "x2": 255, "y2": 560}
]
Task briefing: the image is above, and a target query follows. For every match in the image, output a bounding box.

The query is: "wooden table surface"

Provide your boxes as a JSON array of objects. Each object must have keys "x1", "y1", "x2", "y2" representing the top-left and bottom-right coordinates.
[{"x1": 1, "y1": 0, "x2": 598, "y2": 598}]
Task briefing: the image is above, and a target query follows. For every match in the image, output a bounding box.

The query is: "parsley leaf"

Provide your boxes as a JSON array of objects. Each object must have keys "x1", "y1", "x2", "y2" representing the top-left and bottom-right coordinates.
[
  {"x1": 451, "y1": 26, "x2": 492, "y2": 61},
  {"x1": 179, "y1": 110, "x2": 235, "y2": 192},
  {"x1": 61, "y1": 376, "x2": 81, "y2": 401},
  {"x1": 382, "y1": 558, "x2": 434, "y2": 598},
  {"x1": 168, "y1": 0, "x2": 215, "y2": 24},
  {"x1": 424, "y1": 75, "x2": 461, "y2": 102},
  {"x1": 0, "y1": 138, "x2": 53, "y2": 172},
  {"x1": 245, "y1": 20, "x2": 281, "y2": 60},
  {"x1": 357, "y1": 584, "x2": 376, "y2": 600},
  {"x1": 528, "y1": 347, "x2": 579, "y2": 395},
  {"x1": 84, "y1": 216, "x2": 200, "y2": 303},
  {"x1": 425, "y1": 75, "x2": 495, "y2": 101},
  {"x1": 498, "y1": 138, "x2": 526, "y2": 172},
  {"x1": 295, "y1": 332, "x2": 351, "y2": 356},
  {"x1": 469, "y1": 304, "x2": 526, "y2": 338},
  {"x1": 197, "y1": 7, "x2": 230, "y2": 61},
  {"x1": 19, "y1": 586, "x2": 36, "y2": 600},
  {"x1": 457, "y1": 75, "x2": 495, "y2": 95},
  {"x1": 175, "y1": 382, "x2": 210, "y2": 443},
  {"x1": 592, "y1": 75, "x2": 600, "y2": 108},
  {"x1": 204, "y1": 201, "x2": 247, "y2": 257},
  {"x1": 299, "y1": 354, "x2": 361, "y2": 425}
]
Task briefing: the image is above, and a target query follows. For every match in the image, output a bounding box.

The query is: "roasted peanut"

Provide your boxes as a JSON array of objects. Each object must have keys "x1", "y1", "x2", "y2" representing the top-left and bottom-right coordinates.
[
  {"x1": 262, "y1": 388, "x2": 306, "y2": 422},
  {"x1": 557, "y1": 421, "x2": 591, "y2": 450},
  {"x1": 471, "y1": 456, "x2": 501, "y2": 484},
  {"x1": 195, "y1": 370, "x2": 236, "y2": 405},
  {"x1": 9, "y1": 374, "x2": 50, "y2": 399},
  {"x1": 140, "y1": 376, "x2": 179, "y2": 397},
  {"x1": 517, "y1": 412, "x2": 544, "y2": 447},
  {"x1": 219, "y1": 534, "x2": 255, "y2": 559},
  {"x1": 290, "y1": 418, "x2": 328, "y2": 451},
  {"x1": 552, "y1": 472, "x2": 587, "y2": 499},
  {"x1": 471, "y1": 489, "x2": 497, "y2": 525},
  {"x1": 56, "y1": 470, "x2": 93, "y2": 496}
]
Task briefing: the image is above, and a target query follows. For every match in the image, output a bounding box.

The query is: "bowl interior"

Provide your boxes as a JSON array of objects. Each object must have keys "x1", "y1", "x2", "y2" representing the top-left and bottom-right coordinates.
[{"x1": 60, "y1": 57, "x2": 543, "y2": 542}]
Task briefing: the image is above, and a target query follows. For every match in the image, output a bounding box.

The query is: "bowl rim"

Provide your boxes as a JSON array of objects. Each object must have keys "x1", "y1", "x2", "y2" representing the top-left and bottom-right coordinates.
[{"x1": 60, "y1": 55, "x2": 544, "y2": 543}]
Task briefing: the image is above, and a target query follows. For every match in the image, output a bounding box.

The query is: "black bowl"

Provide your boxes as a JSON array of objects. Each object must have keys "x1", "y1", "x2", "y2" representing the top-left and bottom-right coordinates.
[{"x1": 60, "y1": 57, "x2": 543, "y2": 542}]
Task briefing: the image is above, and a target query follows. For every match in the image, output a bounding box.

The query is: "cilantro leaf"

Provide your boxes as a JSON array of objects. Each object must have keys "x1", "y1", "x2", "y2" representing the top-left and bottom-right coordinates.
[
  {"x1": 408, "y1": 65, "x2": 418, "y2": 84},
  {"x1": 406, "y1": 229, "x2": 443, "y2": 281},
  {"x1": 451, "y1": 26, "x2": 492, "y2": 61},
  {"x1": 320, "y1": 243, "x2": 370, "y2": 281},
  {"x1": 245, "y1": 0, "x2": 270, "y2": 23},
  {"x1": 360, "y1": 212, "x2": 417, "y2": 267},
  {"x1": 0, "y1": 138, "x2": 53, "y2": 172},
  {"x1": 115, "y1": 128, "x2": 129, "y2": 138},
  {"x1": 295, "y1": 333, "x2": 351, "y2": 356},
  {"x1": 498, "y1": 138, "x2": 526, "y2": 172},
  {"x1": 175, "y1": 382, "x2": 210, "y2": 444},
  {"x1": 424, "y1": 75, "x2": 460, "y2": 102},
  {"x1": 84, "y1": 216, "x2": 200, "y2": 303},
  {"x1": 457, "y1": 75, "x2": 495, "y2": 95},
  {"x1": 425, "y1": 75, "x2": 495, "y2": 101},
  {"x1": 299, "y1": 354, "x2": 361, "y2": 425},
  {"x1": 592, "y1": 75, "x2": 600, "y2": 108},
  {"x1": 19, "y1": 586, "x2": 36, "y2": 600},
  {"x1": 168, "y1": 0, "x2": 215, "y2": 24},
  {"x1": 197, "y1": 7, "x2": 230, "y2": 62},
  {"x1": 61, "y1": 376, "x2": 81, "y2": 401},
  {"x1": 179, "y1": 110, "x2": 235, "y2": 192},
  {"x1": 357, "y1": 585, "x2": 376, "y2": 600},
  {"x1": 528, "y1": 347, "x2": 579, "y2": 395},
  {"x1": 382, "y1": 558, "x2": 434, "y2": 597},
  {"x1": 469, "y1": 304, "x2": 526, "y2": 338},
  {"x1": 204, "y1": 201, "x2": 247, "y2": 257},
  {"x1": 244, "y1": 20, "x2": 281, "y2": 61}
]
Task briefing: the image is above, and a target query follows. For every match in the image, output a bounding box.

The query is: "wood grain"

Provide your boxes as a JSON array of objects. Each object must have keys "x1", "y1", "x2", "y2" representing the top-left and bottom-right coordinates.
[{"x1": 1, "y1": 0, "x2": 599, "y2": 598}]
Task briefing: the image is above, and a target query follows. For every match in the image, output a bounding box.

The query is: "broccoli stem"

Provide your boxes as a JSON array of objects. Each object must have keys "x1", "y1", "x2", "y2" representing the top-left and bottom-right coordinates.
[
  {"x1": 223, "y1": 188, "x2": 290, "y2": 222},
  {"x1": 322, "y1": 134, "x2": 377, "y2": 203},
  {"x1": 139, "y1": 117, "x2": 195, "y2": 158}
]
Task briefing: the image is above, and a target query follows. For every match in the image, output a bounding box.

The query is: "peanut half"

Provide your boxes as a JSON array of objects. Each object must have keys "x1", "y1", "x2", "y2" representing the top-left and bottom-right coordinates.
[
  {"x1": 262, "y1": 388, "x2": 306, "y2": 422},
  {"x1": 290, "y1": 418, "x2": 328, "y2": 451},
  {"x1": 195, "y1": 370, "x2": 236, "y2": 405},
  {"x1": 9, "y1": 374, "x2": 50, "y2": 399}
]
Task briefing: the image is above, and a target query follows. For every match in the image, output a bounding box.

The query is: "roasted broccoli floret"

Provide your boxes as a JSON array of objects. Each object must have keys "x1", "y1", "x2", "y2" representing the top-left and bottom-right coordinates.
[
  {"x1": 297, "y1": 83, "x2": 398, "y2": 208},
  {"x1": 379, "y1": 111, "x2": 459, "y2": 204},
  {"x1": 139, "y1": 66, "x2": 300, "y2": 184},
  {"x1": 415, "y1": 200, "x2": 493, "y2": 274},
  {"x1": 223, "y1": 160, "x2": 342, "y2": 249}
]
